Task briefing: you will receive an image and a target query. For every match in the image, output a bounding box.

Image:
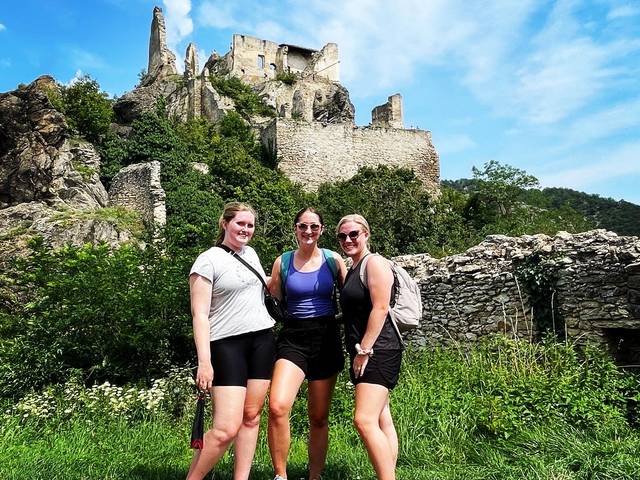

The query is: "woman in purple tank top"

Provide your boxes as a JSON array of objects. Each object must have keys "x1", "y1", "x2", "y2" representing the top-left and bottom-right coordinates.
[{"x1": 267, "y1": 207, "x2": 347, "y2": 480}]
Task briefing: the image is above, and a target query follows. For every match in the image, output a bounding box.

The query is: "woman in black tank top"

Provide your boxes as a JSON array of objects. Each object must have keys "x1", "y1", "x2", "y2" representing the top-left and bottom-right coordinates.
[{"x1": 337, "y1": 214, "x2": 402, "y2": 480}]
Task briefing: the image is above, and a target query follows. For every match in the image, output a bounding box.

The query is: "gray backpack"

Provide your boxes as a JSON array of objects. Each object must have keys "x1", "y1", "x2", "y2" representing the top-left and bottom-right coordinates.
[{"x1": 359, "y1": 254, "x2": 422, "y2": 336}]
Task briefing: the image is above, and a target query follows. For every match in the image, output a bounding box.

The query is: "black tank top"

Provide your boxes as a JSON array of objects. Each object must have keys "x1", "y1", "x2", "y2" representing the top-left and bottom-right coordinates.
[{"x1": 339, "y1": 257, "x2": 402, "y2": 352}]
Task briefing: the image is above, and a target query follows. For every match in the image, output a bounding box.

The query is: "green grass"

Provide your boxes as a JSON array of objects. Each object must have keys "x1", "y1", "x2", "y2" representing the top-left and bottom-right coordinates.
[{"x1": 2, "y1": 338, "x2": 640, "y2": 479}]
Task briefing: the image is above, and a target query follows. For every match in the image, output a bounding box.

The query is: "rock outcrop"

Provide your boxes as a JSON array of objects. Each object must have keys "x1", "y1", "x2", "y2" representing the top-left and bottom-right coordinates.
[
  {"x1": 0, "y1": 78, "x2": 142, "y2": 258},
  {"x1": 0, "y1": 77, "x2": 107, "y2": 209},
  {"x1": 394, "y1": 230, "x2": 640, "y2": 352},
  {"x1": 144, "y1": 6, "x2": 177, "y2": 86}
]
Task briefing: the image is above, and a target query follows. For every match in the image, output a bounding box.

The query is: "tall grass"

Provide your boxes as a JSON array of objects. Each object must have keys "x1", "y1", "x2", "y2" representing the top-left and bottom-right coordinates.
[{"x1": 2, "y1": 336, "x2": 639, "y2": 479}]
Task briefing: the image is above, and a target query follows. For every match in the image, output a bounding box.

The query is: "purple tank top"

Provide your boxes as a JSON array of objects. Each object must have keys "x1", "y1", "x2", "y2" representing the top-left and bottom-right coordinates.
[{"x1": 285, "y1": 253, "x2": 335, "y2": 319}]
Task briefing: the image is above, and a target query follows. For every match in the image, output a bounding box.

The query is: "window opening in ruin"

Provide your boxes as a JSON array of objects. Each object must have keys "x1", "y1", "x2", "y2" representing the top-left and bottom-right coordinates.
[
  {"x1": 604, "y1": 328, "x2": 640, "y2": 369},
  {"x1": 257, "y1": 55, "x2": 265, "y2": 69},
  {"x1": 270, "y1": 63, "x2": 276, "y2": 71}
]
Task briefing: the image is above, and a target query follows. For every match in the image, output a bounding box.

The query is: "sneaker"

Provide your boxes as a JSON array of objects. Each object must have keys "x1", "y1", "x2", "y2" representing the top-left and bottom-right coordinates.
[{"x1": 273, "y1": 476, "x2": 286, "y2": 480}]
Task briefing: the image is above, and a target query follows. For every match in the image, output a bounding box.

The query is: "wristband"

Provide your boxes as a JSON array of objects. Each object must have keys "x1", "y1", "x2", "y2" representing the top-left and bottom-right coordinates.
[{"x1": 355, "y1": 343, "x2": 374, "y2": 357}]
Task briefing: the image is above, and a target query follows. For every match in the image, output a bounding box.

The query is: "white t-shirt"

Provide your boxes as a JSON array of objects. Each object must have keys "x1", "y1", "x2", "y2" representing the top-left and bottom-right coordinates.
[{"x1": 190, "y1": 245, "x2": 275, "y2": 341}]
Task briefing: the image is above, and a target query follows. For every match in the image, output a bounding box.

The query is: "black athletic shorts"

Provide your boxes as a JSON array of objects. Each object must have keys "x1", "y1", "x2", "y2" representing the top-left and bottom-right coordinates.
[
  {"x1": 210, "y1": 328, "x2": 276, "y2": 386},
  {"x1": 349, "y1": 349, "x2": 402, "y2": 390},
  {"x1": 276, "y1": 317, "x2": 344, "y2": 381}
]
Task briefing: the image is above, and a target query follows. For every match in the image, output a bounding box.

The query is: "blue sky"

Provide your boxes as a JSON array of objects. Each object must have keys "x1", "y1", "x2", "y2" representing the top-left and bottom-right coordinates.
[{"x1": 2, "y1": 0, "x2": 639, "y2": 204}]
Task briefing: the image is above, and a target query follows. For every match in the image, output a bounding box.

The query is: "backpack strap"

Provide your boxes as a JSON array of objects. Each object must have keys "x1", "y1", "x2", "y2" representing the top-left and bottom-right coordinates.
[
  {"x1": 358, "y1": 253, "x2": 376, "y2": 288},
  {"x1": 358, "y1": 253, "x2": 403, "y2": 342},
  {"x1": 321, "y1": 248, "x2": 338, "y2": 282},
  {"x1": 279, "y1": 250, "x2": 294, "y2": 300}
]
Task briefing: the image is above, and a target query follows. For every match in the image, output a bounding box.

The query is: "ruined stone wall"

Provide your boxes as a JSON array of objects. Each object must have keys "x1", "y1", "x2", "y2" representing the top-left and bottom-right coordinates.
[
  {"x1": 393, "y1": 230, "x2": 640, "y2": 350},
  {"x1": 263, "y1": 119, "x2": 440, "y2": 192},
  {"x1": 108, "y1": 161, "x2": 166, "y2": 231},
  {"x1": 303, "y1": 43, "x2": 339, "y2": 82},
  {"x1": 230, "y1": 34, "x2": 280, "y2": 82},
  {"x1": 372, "y1": 94, "x2": 403, "y2": 129}
]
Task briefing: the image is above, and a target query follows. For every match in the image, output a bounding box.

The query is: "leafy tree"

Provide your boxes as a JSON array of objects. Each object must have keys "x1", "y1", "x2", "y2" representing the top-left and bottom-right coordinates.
[
  {"x1": 316, "y1": 166, "x2": 470, "y2": 257},
  {"x1": 58, "y1": 76, "x2": 114, "y2": 143}
]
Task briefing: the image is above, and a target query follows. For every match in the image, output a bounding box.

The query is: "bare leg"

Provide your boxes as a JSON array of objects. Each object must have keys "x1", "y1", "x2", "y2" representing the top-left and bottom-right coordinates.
[
  {"x1": 233, "y1": 379, "x2": 271, "y2": 480},
  {"x1": 186, "y1": 386, "x2": 246, "y2": 480},
  {"x1": 353, "y1": 383, "x2": 396, "y2": 480},
  {"x1": 307, "y1": 375, "x2": 338, "y2": 480},
  {"x1": 268, "y1": 359, "x2": 306, "y2": 479},
  {"x1": 379, "y1": 400, "x2": 398, "y2": 467}
]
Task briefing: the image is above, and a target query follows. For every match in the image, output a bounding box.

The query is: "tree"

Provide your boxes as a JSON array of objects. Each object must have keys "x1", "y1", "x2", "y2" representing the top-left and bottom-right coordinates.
[
  {"x1": 470, "y1": 160, "x2": 539, "y2": 218},
  {"x1": 59, "y1": 76, "x2": 114, "y2": 143}
]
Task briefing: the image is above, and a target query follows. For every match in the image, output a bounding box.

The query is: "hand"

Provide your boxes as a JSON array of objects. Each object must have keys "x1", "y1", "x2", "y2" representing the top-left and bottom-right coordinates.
[
  {"x1": 196, "y1": 363, "x2": 214, "y2": 391},
  {"x1": 353, "y1": 353, "x2": 369, "y2": 378}
]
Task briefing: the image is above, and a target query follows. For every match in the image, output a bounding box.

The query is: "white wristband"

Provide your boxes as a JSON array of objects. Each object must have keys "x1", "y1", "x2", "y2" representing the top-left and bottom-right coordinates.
[{"x1": 355, "y1": 343, "x2": 374, "y2": 357}]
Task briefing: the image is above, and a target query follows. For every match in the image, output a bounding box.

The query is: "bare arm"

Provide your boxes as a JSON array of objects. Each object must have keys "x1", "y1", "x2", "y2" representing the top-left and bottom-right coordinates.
[
  {"x1": 190, "y1": 273, "x2": 213, "y2": 391},
  {"x1": 268, "y1": 256, "x2": 283, "y2": 300}
]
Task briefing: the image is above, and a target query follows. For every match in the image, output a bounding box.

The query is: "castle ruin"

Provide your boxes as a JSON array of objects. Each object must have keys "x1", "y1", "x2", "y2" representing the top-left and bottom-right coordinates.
[{"x1": 114, "y1": 6, "x2": 440, "y2": 194}]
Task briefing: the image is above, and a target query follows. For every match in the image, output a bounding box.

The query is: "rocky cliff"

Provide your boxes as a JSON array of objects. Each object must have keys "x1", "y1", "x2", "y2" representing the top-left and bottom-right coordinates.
[{"x1": 0, "y1": 78, "x2": 158, "y2": 260}]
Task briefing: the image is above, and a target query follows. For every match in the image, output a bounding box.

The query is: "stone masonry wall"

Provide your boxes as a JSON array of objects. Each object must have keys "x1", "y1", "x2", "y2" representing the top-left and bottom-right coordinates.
[
  {"x1": 393, "y1": 230, "x2": 640, "y2": 349},
  {"x1": 263, "y1": 119, "x2": 440, "y2": 193},
  {"x1": 108, "y1": 161, "x2": 166, "y2": 231}
]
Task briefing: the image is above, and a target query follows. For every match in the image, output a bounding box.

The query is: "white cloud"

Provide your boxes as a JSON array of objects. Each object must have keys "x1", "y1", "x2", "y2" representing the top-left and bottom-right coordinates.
[
  {"x1": 66, "y1": 69, "x2": 84, "y2": 86},
  {"x1": 163, "y1": 0, "x2": 193, "y2": 51},
  {"x1": 539, "y1": 141, "x2": 640, "y2": 189},
  {"x1": 563, "y1": 97, "x2": 640, "y2": 146},
  {"x1": 0, "y1": 23, "x2": 6, "y2": 32},
  {"x1": 607, "y1": 4, "x2": 640, "y2": 20}
]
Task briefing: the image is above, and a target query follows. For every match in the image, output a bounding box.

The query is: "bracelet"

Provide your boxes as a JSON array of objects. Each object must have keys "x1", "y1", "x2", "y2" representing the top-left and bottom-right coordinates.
[{"x1": 355, "y1": 343, "x2": 374, "y2": 357}]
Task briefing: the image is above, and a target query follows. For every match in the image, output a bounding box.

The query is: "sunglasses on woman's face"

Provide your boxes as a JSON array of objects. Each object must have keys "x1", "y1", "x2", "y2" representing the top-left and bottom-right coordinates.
[
  {"x1": 296, "y1": 223, "x2": 321, "y2": 232},
  {"x1": 337, "y1": 230, "x2": 362, "y2": 242}
]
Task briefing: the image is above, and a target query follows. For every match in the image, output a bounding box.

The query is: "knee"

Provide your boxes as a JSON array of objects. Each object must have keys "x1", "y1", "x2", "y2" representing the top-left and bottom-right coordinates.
[
  {"x1": 353, "y1": 412, "x2": 375, "y2": 436},
  {"x1": 243, "y1": 409, "x2": 261, "y2": 429},
  {"x1": 269, "y1": 399, "x2": 291, "y2": 421},
  {"x1": 207, "y1": 423, "x2": 240, "y2": 446},
  {"x1": 309, "y1": 411, "x2": 329, "y2": 430}
]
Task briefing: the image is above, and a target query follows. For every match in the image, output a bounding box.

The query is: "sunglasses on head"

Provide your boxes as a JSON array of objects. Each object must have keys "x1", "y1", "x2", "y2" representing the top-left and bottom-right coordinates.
[
  {"x1": 337, "y1": 230, "x2": 362, "y2": 242},
  {"x1": 296, "y1": 222, "x2": 321, "y2": 232}
]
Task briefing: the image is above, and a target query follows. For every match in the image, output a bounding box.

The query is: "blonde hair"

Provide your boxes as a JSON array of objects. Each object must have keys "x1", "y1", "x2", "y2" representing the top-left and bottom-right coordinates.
[
  {"x1": 215, "y1": 202, "x2": 257, "y2": 246},
  {"x1": 336, "y1": 214, "x2": 370, "y2": 235}
]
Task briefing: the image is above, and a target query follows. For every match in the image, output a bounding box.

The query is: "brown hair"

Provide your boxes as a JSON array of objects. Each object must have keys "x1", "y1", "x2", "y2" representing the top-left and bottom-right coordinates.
[
  {"x1": 215, "y1": 202, "x2": 257, "y2": 246},
  {"x1": 336, "y1": 214, "x2": 370, "y2": 235},
  {"x1": 293, "y1": 207, "x2": 324, "y2": 226}
]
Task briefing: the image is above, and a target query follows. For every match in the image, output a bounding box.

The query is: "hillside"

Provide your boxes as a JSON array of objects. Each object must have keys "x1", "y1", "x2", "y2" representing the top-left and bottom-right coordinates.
[{"x1": 443, "y1": 179, "x2": 640, "y2": 236}]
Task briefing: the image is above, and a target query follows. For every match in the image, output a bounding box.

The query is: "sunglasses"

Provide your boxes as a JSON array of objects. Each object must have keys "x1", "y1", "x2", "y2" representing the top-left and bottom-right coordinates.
[
  {"x1": 337, "y1": 230, "x2": 362, "y2": 242},
  {"x1": 296, "y1": 222, "x2": 321, "y2": 232}
]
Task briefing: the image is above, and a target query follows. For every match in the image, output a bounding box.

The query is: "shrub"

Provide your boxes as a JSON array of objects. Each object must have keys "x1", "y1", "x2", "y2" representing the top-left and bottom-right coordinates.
[
  {"x1": 0, "y1": 240, "x2": 193, "y2": 398},
  {"x1": 275, "y1": 71, "x2": 297, "y2": 85},
  {"x1": 209, "y1": 75, "x2": 275, "y2": 118}
]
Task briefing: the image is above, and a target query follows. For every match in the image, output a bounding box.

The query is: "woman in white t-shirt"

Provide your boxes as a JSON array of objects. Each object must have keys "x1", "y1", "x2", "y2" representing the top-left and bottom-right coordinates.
[{"x1": 186, "y1": 202, "x2": 276, "y2": 480}]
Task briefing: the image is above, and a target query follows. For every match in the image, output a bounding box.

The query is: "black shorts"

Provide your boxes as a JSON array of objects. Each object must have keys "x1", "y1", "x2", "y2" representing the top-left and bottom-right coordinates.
[
  {"x1": 277, "y1": 317, "x2": 344, "y2": 381},
  {"x1": 349, "y1": 349, "x2": 402, "y2": 390},
  {"x1": 210, "y1": 328, "x2": 276, "y2": 386}
]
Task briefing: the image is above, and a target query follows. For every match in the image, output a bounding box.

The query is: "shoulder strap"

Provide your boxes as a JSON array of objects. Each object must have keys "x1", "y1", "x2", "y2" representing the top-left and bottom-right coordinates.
[
  {"x1": 321, "y1": 248, "x2": 338, "y2": 281},
  {"x1": 358, "y1": 253, "x2": 375, "y2": 287},
  {"x1": 279, "y1": 250, "x2": 294, "y2": 294},
  {"x1": 219, "y1": 245, "x2": 268, "y2": 291}
]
